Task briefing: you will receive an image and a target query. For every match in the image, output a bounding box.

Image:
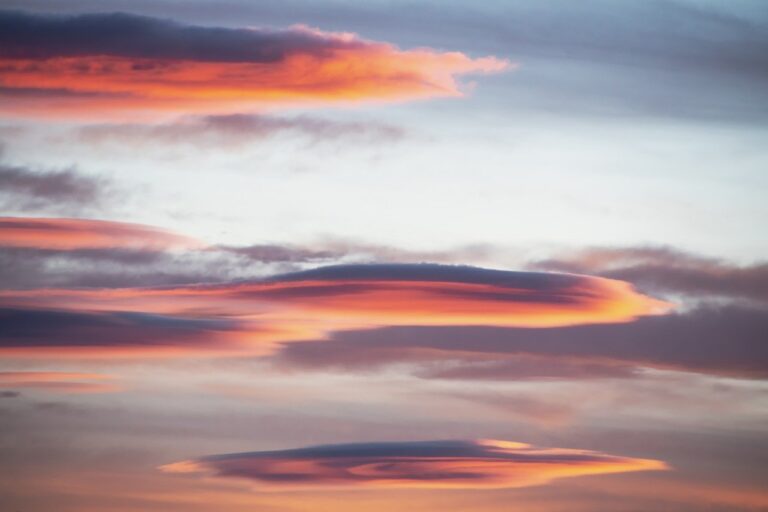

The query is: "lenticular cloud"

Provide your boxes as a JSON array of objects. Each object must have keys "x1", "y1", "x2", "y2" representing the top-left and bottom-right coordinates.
[{"x1": 161, "y1": 439, "x2": 667, "y2": 490}]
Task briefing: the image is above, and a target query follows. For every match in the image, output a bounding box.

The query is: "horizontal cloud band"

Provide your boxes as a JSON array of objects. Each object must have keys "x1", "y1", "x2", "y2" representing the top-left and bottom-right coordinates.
[
  {"x1": 0, "y1": 10, "x2": 508, "y2": 115},
  {"x1": 160, "y1": 439, "x2": 666, "y2": 490}
]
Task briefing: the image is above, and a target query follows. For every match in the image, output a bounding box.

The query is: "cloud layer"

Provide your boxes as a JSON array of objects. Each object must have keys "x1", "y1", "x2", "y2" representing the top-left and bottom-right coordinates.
[
  {"x1": 0, "y1": 10, "x2": 507, "y2": 116},
  {"x1": 161, "y1": 439, "x2": 666, "y2": 490},
  {"x1": 275, "y1": 304, "x2": 768, "y2": 380}
]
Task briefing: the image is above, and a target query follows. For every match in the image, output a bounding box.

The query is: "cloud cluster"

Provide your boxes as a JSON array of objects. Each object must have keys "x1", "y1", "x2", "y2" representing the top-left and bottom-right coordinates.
[
  {"x1": 0, "y1": 10, "x2": 507, "y2": 116},
  {"x1": 0, "y1": 307, "x2": 244, "y2": 357},
  {"x1": 3, "y1": 216, "x2": 765, "y2": 382},
  {"x1": 0, "y1": 258, "x2": 666, "y2": 357},
  {"x1": 160, "y1": 439, "x2": 666, "y2": 490}
]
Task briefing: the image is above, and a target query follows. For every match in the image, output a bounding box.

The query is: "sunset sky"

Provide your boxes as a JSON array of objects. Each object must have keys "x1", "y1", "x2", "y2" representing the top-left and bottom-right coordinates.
[{"x1": 1, "y1": 1, "x2": 767, "y2": 511}]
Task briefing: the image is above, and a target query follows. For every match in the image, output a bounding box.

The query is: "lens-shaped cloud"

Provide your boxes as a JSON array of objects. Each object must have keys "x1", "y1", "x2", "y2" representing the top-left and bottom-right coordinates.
[
  {"x1": 160, "y1": 439, "x2": 667, "y2": 490},
  {"x1": 0, "y1": 10, "x2": 508, "y2": 117}
]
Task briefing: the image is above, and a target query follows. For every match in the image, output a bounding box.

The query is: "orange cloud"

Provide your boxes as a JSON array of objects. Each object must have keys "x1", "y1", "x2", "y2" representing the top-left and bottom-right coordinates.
[
  {"x1": 0, "y1": 217, "x2": 201, "y2": 250},
  {"x1": 1, "y1": 12, "x2": 509, "y2": 117},
  {"x1": 0, "y1": 371, "x2": 119, "y2": 393},
  {"x1": 160, "y1": 439, "x2": 667, "y2": 490},
  {"x1": 0, "y1": 264, "x2": 670, "y2": 358}
]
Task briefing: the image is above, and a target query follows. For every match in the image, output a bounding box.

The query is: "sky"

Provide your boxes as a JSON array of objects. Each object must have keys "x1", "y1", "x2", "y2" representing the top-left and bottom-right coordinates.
[{"x1": 0, "y1": 1, "x2": 767, "y2": 510}]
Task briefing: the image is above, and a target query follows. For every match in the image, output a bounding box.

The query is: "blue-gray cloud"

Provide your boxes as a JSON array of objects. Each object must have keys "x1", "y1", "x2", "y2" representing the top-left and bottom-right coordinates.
[
  {"x1": 0, "y1": 10, "x2": 364, "y2": 62},
  {"x1": 0, "y1": 307, "x2": 241, "y2": 348},
  {"x1": 274, "y1": 304, "x2": 768, "y2": 379}
]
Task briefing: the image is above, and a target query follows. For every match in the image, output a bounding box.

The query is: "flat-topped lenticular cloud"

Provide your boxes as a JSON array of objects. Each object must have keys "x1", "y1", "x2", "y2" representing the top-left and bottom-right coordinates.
[
  {"x1": 160, "y1": 439, "x2": 667, "y2": 490},
  {"x1": 0, "y1": 10, "x2": 509, "y2": 117}
]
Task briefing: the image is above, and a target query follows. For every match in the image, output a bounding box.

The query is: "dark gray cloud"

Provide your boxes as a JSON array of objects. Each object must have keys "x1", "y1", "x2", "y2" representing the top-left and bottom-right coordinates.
[
  {"x1": 274, "y1": 304, "x2": 768, "y2": 379},
  {"x1": 529, "y1": 246, "x2": 768, "y2": 304},
  {"x1": 0, "y1": 10, "x2": 365, "y2": 63},
  {"x1": 267, "y1": 263, "x2": 585, "y2": 291},
  {"x1": 0, "y1": 160, "x2": 110, "y2": 214},
  {"x1": 0, "y1": 307, "x2": 241, "y2": 349}
]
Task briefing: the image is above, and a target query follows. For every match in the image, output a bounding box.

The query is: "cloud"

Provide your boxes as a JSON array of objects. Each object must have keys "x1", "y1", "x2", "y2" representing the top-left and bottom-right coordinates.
[
  {"x1": 0, "y1": 217, "x2": 200, "y2": 251},
  {"x1": 0, "y1": 10, "x2": 508, "y2": 116},
  {"x1": 0, "y1": 161, "x2": 110, "y2": 214},
  {"x1": 0, "y1": 262, "x2": 667, "y2": 357},
  {"x1": 243, "y1": 264, "x2": 669, "y2": 328},
  {"x1": 78, "y1": 113, "x2": 404, "y2": 147},
  {"x1": 160, "y1": 439, "x2": 666, "y2": 490},
  {"x1": 529, "y1": 246, "x2": 768, "y2": 304},
  {"x1": 0, "y1": 307, "x2": 245, "y2": 357},
  {"x1": 442, "y1": 391, "x2": 579, "y2": 427},
  {"x1": 274, "y1": 304, "x2": 768, "y2": 380},
  {"x1": 0, "y1": 371, "x2": 119, "y2": 393}
]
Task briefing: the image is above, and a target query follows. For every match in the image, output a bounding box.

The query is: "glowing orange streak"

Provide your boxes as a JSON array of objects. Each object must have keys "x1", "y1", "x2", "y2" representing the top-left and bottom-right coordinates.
[
  {"x1": 0, "y1": 46, "x2": 508, "y2": 116},
  {"x1": 0, "y1": 217, "x2": 202, "y2": 250}
]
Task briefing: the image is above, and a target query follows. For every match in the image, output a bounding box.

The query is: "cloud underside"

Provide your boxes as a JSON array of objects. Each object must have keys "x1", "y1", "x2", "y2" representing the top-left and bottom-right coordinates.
[
  {"x1": 160, "y1": 439, "x2": 666, "y2": 490},
  {"x1": 0, "y1": 10, "x2": 507, "y2": 115}
]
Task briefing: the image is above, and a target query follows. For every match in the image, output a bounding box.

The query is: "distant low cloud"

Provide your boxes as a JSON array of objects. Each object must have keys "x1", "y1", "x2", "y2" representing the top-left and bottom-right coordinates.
[
  {"x1": 160, "y1": 439, "x2": 666, "y2": 490},
  {"x1": 0, "y1": 218, "x2": 495, "y2": 290},
  {"x1": 0, "y1": 10, "x2": 508, "y2": 116}
]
